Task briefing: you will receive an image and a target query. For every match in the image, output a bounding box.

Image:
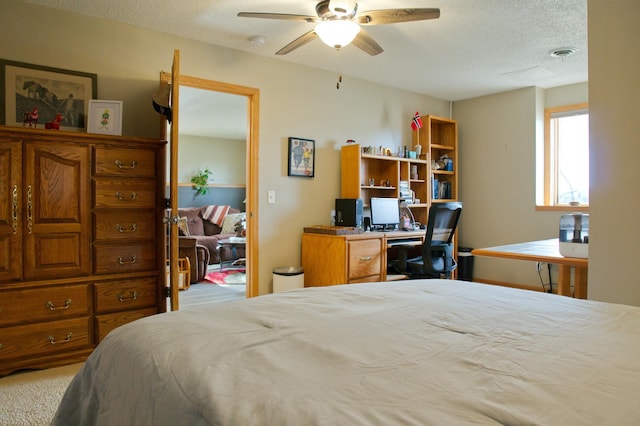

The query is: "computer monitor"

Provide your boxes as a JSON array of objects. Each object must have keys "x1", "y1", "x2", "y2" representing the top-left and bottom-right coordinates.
[{"x1": 369, "y1": 197, "x2": 400, "y2": 231}]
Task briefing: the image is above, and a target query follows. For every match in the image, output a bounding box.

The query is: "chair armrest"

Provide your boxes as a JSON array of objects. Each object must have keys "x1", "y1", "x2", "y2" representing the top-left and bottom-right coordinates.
[{"x1": 178, "y1": 236, "x2": 197, "y2": 248}]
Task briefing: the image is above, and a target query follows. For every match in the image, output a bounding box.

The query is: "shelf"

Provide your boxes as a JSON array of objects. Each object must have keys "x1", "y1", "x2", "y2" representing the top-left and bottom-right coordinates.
[
  {"x1": 432, "y1": 170, "x2": 454, "y2": 175},
  {"x1": 431, "y1": 144, "x2": 455, "y2": 151},
  {"x1": 361, "y1": 185, "x2": 396, "y2": 190}
]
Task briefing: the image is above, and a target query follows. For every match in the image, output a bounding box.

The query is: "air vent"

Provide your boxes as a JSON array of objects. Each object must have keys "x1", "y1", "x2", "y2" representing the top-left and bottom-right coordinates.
[{"x1": 549, "y1": 47, "x2": 577, "y2": 58}]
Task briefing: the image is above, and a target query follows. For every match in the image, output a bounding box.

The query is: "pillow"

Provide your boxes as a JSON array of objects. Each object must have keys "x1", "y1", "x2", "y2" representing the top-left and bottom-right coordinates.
[
  {"x1": 177, "y1": 217, "x2": 190, "y2": 236},
  {"x1": 220, "y1": 213, "x2": 246, "y2": 234}
]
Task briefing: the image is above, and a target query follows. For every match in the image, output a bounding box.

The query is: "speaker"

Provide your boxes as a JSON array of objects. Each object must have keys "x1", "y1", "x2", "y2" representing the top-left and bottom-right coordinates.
[{"x1": 335, "y1": 198, "x2": 363, "y2": 228}]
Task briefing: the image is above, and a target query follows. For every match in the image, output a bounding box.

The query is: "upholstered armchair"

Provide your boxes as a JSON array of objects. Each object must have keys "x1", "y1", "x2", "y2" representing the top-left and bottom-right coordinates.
[{"x1": 178, "y1": 237, "x2": 210, "y2": 283}]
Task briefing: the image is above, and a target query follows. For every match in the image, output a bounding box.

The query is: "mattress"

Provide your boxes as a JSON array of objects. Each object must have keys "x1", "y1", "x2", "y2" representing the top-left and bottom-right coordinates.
[{"x1": 52, "y1": 279, "x2": 640, "y2": 425}]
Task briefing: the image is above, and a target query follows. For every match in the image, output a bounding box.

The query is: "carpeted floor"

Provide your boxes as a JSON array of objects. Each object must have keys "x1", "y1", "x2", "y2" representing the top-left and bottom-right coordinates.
[{"x1": 0, "y1": 362, "x2": 83, "y2": 426}]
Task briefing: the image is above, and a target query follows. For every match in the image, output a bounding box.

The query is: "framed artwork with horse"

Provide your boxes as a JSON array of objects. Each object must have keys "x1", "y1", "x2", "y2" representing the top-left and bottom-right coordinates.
[{"x1": 0, "y1": 59, "x2": 97, "y2": 132}]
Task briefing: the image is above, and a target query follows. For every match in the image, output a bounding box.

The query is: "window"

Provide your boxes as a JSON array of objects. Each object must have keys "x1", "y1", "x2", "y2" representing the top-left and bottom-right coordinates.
[{"x1": 539, "y1": 103, "x2": 589, "y2": 209}]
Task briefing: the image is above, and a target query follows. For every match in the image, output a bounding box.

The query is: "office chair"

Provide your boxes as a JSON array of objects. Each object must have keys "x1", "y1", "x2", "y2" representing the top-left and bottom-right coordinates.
[{"x1": 405, "y1": 202, "x2": 462, "y2": 279}]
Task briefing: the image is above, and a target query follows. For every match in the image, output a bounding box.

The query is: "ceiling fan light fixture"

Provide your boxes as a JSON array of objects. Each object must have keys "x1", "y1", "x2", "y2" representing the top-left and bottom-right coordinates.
[{"x1": 315, "y1": 19, "x2": 360, "y2": 48}]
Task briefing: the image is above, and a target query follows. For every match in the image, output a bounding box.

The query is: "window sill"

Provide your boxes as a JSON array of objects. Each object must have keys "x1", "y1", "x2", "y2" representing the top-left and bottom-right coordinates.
[{"x1": 535, "y1": 205, "x2": 589, "y2": 213}]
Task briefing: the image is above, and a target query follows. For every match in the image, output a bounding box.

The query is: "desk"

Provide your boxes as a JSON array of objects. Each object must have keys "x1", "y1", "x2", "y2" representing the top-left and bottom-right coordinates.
[
  {"x1": 472, "y1": 239, "x2": 588, "y2": 299},
  {"x1": 302, "y1": 229, "x2": 424, "y2": 286}
]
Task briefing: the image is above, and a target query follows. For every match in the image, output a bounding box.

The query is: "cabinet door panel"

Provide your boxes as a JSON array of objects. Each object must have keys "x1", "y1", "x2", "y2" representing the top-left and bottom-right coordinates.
[
  {"x1": 23, "y1": 142, "x2": 91, "y2": 279},
  {"x1": 0, "y1": 140, "x2": 22, "y2": 281}
]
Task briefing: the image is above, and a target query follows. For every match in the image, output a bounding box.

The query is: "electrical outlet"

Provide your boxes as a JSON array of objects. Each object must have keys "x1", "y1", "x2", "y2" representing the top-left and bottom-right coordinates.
[{"x1": 267, "y1": 190, "x2": 276, "y2": 204}]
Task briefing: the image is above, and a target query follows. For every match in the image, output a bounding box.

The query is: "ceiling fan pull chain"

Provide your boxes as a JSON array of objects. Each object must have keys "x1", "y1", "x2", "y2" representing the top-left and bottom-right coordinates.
[{"x1": 336, "y1": 48, "x2": 343, "y2": 89}]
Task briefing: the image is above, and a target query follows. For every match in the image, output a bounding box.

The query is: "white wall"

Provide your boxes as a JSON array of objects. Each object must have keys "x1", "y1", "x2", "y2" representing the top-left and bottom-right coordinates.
[
  {"x1": 1, "y1": 0, "x2": 450, "y2": 294},
  {"x1": 588, "y1": 0, "x2": 640, "y2": 305},
  {"x1": 454, "y1": 84, "x2": 588, "y2": 289},
  {"x1": 171, "y1": 135, "x2": 246, "y2": 185}
]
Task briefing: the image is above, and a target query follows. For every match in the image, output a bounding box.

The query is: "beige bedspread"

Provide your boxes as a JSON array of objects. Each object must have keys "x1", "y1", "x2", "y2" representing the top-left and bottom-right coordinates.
[{"x1": 53, "y1": 280, "x2": 640, "y2": 425}]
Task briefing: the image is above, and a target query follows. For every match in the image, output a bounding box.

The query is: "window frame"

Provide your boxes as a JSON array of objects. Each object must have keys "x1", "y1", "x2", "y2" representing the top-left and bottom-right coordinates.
[{"x1": 537, "y1": 102, "x2": 589, "y2": 212}]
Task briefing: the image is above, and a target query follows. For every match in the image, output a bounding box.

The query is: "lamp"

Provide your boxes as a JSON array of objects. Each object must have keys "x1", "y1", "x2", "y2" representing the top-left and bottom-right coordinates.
[{"x1": 315, "y1": 19, "x2": 360, "y2": 49}]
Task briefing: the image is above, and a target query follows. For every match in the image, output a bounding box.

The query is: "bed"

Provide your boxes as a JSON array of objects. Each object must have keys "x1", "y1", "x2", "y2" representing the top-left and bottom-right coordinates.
[{"x1": 53, "y1": 280, "x2": 640, "y2": 425}]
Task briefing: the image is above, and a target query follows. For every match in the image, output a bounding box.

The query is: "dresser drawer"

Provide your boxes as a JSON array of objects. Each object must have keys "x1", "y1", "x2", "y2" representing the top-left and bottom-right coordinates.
[
  {"x1": 94, "y1": 277, "x2": 158, "y2": 313},
  {"x1": 0, "y1": 284, "x2": 90, "y2": 327},
  {"x1": 94, "y1": 179, "x2": 155, "y2": 209},
  {"x1": 94, "y1": 147, "x2": 156, "y2": 178},
  {"x1": 95, "y1": 307, "x2": 158, "y2": 342},
  {"x1": 94, "y1": 211, "x2": 156, "y2": 241},
  {"x1": 94, "y1": 243, "x2": 157, "y2": 274},
  {"x1": 0, "y1": 317, "x2": 91, "y2": 361},
  {"x1": 348, "y1": 239, "x2": 383, "y2": 281}
]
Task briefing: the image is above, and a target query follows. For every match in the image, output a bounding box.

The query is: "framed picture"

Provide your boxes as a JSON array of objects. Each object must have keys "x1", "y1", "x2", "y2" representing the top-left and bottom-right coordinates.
[
  {"x1": 0, "y1": 59, "x2": 97, "y2": 132},
  {"x1": 288, "y1": 137, "x2": 315, "y2": 177},
  {"x1": 87, "y1": 100, "x2": 123, "y2": 136}
]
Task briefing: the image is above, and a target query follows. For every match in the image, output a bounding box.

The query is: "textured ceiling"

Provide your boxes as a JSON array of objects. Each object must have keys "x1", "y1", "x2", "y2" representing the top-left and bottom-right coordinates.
[{"x1": 22, "y1": 0, "x2": 588, "y2": 102}]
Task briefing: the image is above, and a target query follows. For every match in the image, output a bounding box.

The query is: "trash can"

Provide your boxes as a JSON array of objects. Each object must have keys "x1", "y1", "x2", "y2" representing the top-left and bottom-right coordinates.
[
  {"x1": 457, "y1": 247, "x2": 474, "y2": 281},
  {"x1": 273, "y1": 266, "x2": 304, "y2": 293}
]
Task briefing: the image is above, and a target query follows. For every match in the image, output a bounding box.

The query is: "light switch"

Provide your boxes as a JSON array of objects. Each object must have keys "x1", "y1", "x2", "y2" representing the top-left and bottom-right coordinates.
[{"x1": 268, "y1": 190, "x2": 276, "y2": 204}]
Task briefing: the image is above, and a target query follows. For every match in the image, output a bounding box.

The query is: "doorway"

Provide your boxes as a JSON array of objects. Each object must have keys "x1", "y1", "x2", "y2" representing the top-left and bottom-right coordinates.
[{"x1": 161, "y1": 72, "x2": 259, "y2": 307}]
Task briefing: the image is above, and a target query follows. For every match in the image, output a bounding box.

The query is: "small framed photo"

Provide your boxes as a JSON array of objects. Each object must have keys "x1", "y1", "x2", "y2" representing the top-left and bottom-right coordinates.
[
  {"x1": 288, "y1": 137, "x2": 315, "y2": 178},
  {"x1": 0, "y1": 59, "x2": 97, "y2": 131},
  {"x1": 87, "y1": 100, "x2": 123, "y2": 135}
]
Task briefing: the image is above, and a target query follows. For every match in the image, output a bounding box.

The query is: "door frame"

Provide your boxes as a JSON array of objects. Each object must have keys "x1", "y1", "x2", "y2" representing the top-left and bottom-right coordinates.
[{"x1": 161, "y1": 71, "x2": 259, "y2": 302}]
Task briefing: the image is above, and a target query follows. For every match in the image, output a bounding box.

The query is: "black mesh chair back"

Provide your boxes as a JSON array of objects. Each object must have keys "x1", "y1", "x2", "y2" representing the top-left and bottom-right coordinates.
[{"x1": 407, "y1": 202, "x2": 462, "y2": 278}]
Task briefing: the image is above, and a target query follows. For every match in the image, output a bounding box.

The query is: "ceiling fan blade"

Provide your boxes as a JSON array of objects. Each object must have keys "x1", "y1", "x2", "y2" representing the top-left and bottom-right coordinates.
[
  {"x1": 237, "y1": 12, "x2": 318, "y2": 23},
  {"x1": 276, "y1": 30, "x2": 319, "y2": 55},
  {"x1": 351, "y1": 29, "x2": 383, "y2": 56},
  {"x1": 357, "y1": 8, "x2": 440, "y2": 25}
]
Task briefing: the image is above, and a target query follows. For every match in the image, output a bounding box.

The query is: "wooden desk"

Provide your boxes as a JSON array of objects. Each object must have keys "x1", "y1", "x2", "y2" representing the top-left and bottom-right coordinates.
[
  {"x1": 472, "y1": 239, "x2": 588, "y2": 299},
  {"x1": 302, "y1": 230, "x2": 424, "y2": 286}
]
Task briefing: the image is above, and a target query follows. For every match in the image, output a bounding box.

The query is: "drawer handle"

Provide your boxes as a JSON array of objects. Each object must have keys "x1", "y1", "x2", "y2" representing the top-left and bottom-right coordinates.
[
  {"x1": 49, "y1": 332, "x2": 73, "y2": 345},
  {"x1": 12, "y1": 185, "x2": 18, "y2": 234},
  {"x1": 115, "y1": 223, "x2": 137, "y2": 233},
  {"x1": 360, "y1": 256, "x2": 372, "y2": 262},
  {"x1": 27, "y1": 185, "x2": 33, "y2": 234},
  {"x1": 47, "y1": 299, "x2": 72, "y2": 311},
  {"x1": 115, "y1": 191, "x2": 137, "y2": 201},
  {"x1": 117, "y1": 255, "x2": 137, "y2": 265},
  {"x1": 115, "y1": 159, "x2": 138, "y2": 170},
  {"x1": 118, "y1": 290, "x2": 138, "y2": 302}
]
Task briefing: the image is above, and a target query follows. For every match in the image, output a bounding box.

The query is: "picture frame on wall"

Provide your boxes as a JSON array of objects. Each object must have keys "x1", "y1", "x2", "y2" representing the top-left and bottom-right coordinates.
[
  {"x1": 87, "y1": 100, "x2": 123, "y2": 136},
  {"x1": 288, "y1": 137, "x2": 315, "y2": 178},
  {"x1": 0, "y1": 59, "x2": 97, "y2": 132}
]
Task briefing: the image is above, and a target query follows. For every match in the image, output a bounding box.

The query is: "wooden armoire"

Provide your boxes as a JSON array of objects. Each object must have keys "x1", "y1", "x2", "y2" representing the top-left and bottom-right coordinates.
[{"x1": 0, "y1": 126, "x2": 166, "y2": 376}]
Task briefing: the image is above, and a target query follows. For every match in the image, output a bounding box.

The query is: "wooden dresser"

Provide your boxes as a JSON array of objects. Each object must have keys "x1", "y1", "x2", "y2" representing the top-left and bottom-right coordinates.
[{"x1": 0, "y1": 126, "x2": 166, "y2": 376}]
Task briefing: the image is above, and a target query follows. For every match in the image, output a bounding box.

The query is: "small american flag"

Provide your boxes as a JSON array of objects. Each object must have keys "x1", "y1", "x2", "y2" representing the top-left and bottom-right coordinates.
[{"x1": 411, "y1": 112, "x2": 423, "y2": 131}]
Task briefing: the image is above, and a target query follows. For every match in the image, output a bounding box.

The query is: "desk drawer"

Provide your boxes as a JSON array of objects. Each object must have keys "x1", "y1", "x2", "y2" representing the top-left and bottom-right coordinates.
[{"x1": 348, "y1": 239, "x2": 382, "y2": 281}]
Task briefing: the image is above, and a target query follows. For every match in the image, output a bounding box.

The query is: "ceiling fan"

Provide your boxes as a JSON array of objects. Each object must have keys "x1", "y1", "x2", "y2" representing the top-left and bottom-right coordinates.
[{"x1": 238, "y1": 0, "x2": 440, "y2": 56}]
